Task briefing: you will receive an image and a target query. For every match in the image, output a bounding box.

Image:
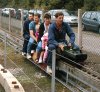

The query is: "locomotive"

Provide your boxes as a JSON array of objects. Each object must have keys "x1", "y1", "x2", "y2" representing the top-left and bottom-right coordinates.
[{"x1": 56, "y1": 46, "x2": 87, "y2": 68}]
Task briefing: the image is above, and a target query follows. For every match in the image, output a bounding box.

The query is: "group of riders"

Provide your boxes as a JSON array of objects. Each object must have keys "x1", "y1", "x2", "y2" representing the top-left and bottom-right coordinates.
[{"x1": 22, "y1": 11, "x2": 79, "y2": 74}]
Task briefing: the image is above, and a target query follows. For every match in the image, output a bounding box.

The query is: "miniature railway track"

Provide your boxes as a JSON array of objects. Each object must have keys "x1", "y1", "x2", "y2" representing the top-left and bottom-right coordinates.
[{"x1": 0, "y1": 28, "x2": 100, "y2": 92}]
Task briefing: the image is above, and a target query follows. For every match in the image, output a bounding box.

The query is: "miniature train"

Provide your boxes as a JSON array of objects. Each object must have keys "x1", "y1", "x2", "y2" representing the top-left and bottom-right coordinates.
[{"x1": 56, "y1": 46, "x2": 87, "y2": 68}]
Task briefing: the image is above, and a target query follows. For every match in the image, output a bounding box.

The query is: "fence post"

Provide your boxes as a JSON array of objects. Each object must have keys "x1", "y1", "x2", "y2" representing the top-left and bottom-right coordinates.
[
  {"x1": 51, "y1": 50, "x2": 56, "y2": 92},
  {"x1": 42, "y1": 9, "x2": 44, "y2": 22},
  {"x1": 0, "y1": 9, "x2": 1, "y2": 28},
  {"x1": 21, "y1": 9, "x2": 23, "y2": 37},
  {"x1": 66, "y1": 66, "x2": 69, "y2": 84},
  {"x1": 9, "y1": 9, "x2": 11, "y2": 33},
  {"x1": 78, "y1": 9, "x2": 82, "y2": 50},
  {"x1": 4, "y1": 33, "x2": 7, "y2": 68}
]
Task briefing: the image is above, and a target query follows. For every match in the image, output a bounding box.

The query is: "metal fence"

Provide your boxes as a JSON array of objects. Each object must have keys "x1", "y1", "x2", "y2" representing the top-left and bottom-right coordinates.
[{"x1": 0, "y1": 8, "x2": 100, "y2": 92}]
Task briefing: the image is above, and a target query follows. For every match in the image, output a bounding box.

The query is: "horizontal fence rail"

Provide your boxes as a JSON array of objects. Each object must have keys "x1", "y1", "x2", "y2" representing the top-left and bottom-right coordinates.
[{"x1": 0, "y1": 9, "x2": 100, "y2": 92}]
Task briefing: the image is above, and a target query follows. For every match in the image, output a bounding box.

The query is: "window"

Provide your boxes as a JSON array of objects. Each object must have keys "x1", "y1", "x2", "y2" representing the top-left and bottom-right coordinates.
[
  {"x1": 84, "y1": 12, "x2": 91, "y2": 19},
  {"x1": 97, "y1": 12, "x2": 100, "y2": 21},
  {"x1": 90, "y1": 12, "x2": 97, "y2": 20}
]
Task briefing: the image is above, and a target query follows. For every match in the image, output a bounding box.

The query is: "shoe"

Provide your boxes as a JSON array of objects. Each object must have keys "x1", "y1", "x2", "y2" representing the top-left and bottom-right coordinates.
[
  {"x1": 31, "y1": 50, "x2": 35, "y2": 54},
  {"x1": 34, "y1": 59, "x2": 38, "y2": 63},
  {"x1": 22, "y1": 52, "x2": 26, "y2": 56},
  {"x1": 43, "y1": 58, "x2": 46, "y2": 63},
  {"x1": 46, "y1": 66, "x2": 52, "y2": 74},
  {"x1": 27, "y1": 54, "x2": 31, "y2": 59},
  {"x1": 38, "y1": 57, "x2": 43, "y2": 64},
  {"x1": 38, "y1": 58, "x2": 43, "y2": 64}
]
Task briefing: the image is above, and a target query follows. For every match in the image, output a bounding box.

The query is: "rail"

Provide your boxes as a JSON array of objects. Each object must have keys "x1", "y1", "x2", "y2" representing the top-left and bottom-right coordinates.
[{"x1": 0, "y1": 28, "x2": 100, "y2": 92}]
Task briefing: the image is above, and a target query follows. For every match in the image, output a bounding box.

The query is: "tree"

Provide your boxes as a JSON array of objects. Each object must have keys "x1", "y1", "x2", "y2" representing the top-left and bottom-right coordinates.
[
  {"x1": 28, "y1": 0, "x2": 35, "y2": 8},
  {"x1": 1, "y1": 0, "x2": 99, "y2": 11},
  {"x1": 84, "y1": 0, "x2": 100, "y2": 11},
  {"x1": 0, "y1": 0, "x2": 8, "y2": 7}
]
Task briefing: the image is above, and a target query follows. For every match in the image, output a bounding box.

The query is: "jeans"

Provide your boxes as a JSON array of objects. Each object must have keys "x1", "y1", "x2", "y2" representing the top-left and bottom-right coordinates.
[
  {"x1": 47, "y1": 44, "x2": 56, "y2": 67},
  {"x1": 22, "y1": 34, "x2": 30, "y2": 53},
  {"x1": 27, "y1": 37, "x2": 35, "y2": 54},
  {"x1": 47, "y1": 43, "x2": 79, "y2": 67},
  {"x1": 36, "y1": 41, "x2": 42, "y2": 53}
]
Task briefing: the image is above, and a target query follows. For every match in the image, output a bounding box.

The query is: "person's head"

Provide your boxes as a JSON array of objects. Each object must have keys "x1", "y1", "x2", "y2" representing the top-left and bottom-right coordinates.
[
  {"x1": 44, "y1": 13, "x2": 51, "y2": 25},
  {"x1": 55, "y1": 12, "x2": 64, "y2": 25},
  {"x1": 34, "y1": 13, "x2": 41, "y2": 24},
  {"x1": 28, "y1": 13, "x2": 34, "y2": 20}
]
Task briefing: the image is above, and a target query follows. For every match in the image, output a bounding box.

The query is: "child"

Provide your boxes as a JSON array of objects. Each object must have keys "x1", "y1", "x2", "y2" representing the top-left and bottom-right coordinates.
[{"x1": 38, "y1": 32, "x2": 48, "y2": 63}]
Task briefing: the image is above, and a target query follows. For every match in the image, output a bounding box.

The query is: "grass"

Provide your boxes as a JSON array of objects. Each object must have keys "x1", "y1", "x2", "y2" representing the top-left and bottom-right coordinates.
[
  {"x1": 0, "y1": 41, "x2": 71, "y2": 92},
  {"x1": 0, "y1": 32, "x2": 100, "y2": 92},
  {"x1": 0, "y1": 42, "x2": 5, "y2": 92},
  {"x1": 0, "y1": 85, "x2": 5, "y2": 92}
]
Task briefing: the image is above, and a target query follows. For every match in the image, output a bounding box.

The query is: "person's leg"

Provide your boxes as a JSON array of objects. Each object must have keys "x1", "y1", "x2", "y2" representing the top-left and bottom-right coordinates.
[
  {"x1": 27, "y1": 42, "x2": 33, "y2": 54},
  {"x1": 22, "y1": 35, "x2": 29, "y2": 54},
  {"x1": 27, "y1": 42, "x2": 33, "y2": 59},
  {"x1": 46, "y1": 44, "x2": 56, "y2": 74},
  {"x1": 43, "y1": 46, "x2": 48, "y2": 63},
  {"x1": 31, "y1": 41, "x2": 37, "y2": 54},
  {"x1": 73, "y1": 43, "x2": 80, "y2": 50},
  {"x1": 47, "y1": 44, "x2": 56, "y2": 66},
  {"x1": 27, "y1": 38, "x2": 35, "y2": 53},
  {"x1": 22, "y1": 39, "x2": 28, "y2": 55},
  {"x1": 35, "y1": 41, "x2": 42, "y2": 62},
  {"x1": 38, "y1": 40, "x2": 45, "y2": 62},
  {"x1": 27, "y1": 38, "x2": 34, "y2": 59},
  {"x1": 38, "y1": 50, "x2": 44, "y2": 63}
]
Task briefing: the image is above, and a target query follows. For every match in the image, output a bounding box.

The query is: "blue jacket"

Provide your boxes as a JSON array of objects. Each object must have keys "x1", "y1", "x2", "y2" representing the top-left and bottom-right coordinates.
[{"x1": 48, "y1": 22, "x2": 75, "y2": 47}]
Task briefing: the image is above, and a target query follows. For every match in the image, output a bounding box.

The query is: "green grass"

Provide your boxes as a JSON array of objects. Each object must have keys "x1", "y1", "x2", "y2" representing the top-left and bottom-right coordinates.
[
  {"x1": 0, "y1": 85, "x2": 5, "y2": 92},
  {"x1": 0, "y1": 39, "x2": 71, "y2": 92}
]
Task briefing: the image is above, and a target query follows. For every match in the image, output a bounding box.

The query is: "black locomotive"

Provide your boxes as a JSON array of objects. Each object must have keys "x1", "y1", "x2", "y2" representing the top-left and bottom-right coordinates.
[{"x1": 56, "y1": 46, "x2": 87, "y2": 68}]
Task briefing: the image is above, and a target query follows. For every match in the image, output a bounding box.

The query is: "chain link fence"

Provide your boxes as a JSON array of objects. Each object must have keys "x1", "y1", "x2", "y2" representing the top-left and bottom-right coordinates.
[
  {"x1": 0, "y1": 31, "x2": 72, "y2": 92},
  {"x1": 0, "y1": 8, "x2": 100, "y2": 92},
  {"x1": 0, "y1": 8, "x2": 71, "y2": 92}
]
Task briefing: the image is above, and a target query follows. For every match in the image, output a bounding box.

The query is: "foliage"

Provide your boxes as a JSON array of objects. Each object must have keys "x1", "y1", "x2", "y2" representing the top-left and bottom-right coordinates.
[
  {"x1": 84, "y1": 0, "x2": 100, "y2": 11},
  {"x1": 0, "y1": 0, "x2": 100, "y2": 11},
  {"x1": 0, "y1": 0, "x2": 8, "y2": 7}
]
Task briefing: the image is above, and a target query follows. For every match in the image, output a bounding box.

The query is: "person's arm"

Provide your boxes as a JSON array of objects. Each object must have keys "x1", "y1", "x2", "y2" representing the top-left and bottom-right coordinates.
[
  {"x1": 29, "y1": 22, "x2": 37, "y2": 42},
  {"x1": 30, "y1": 30, "x2": 37, "y2": 42},
  {"x1": 66, "y1": 23, "x2": 75, "y2": 44}
]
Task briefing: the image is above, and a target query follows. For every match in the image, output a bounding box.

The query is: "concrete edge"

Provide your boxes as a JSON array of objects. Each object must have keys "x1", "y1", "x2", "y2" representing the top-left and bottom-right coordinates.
[{"x1": 0, "y1": 64, "x2": 25, "y2": 92}]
